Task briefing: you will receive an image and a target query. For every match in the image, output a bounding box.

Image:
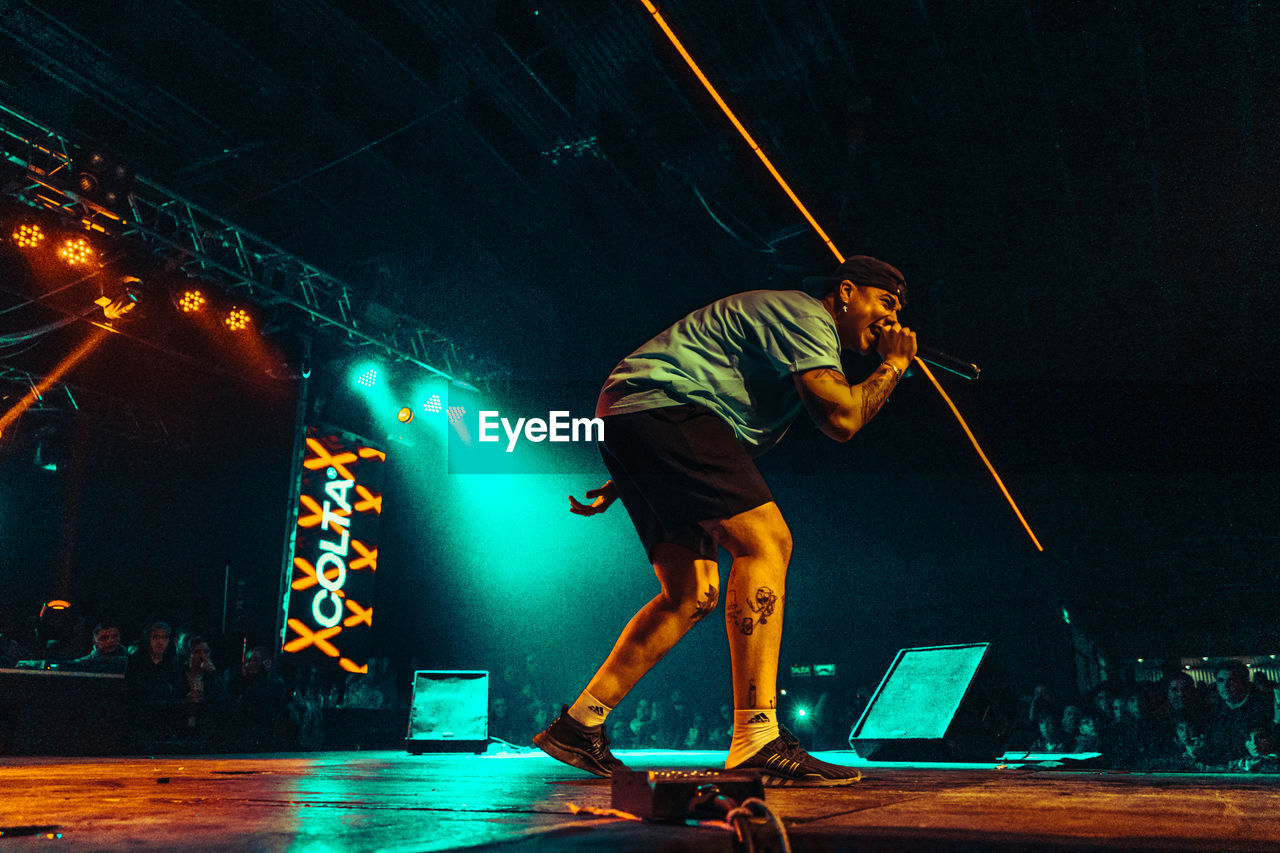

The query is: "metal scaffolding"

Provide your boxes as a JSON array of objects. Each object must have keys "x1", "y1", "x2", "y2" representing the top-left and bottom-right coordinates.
[{"x1": 0, "y1": 102, "x2": 505, "y2": 392}]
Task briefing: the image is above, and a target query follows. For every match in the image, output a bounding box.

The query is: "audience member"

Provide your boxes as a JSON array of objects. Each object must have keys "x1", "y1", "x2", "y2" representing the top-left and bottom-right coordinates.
[
  {"x1": 177, "y1": 635, "x2": 227, "y2": 750},
  {"x1": 1073, "y1": 713, "x2": 1102, "y2": 753},
  {"x1": 288, "y1": 665, "x2": 326, "y2": 750},
  {"x1": 1204, "y1": 661, "x2": 1273, "y2": 766},
  {"x1": 68, "y1": 621, "x2": 128, "y2": 673},
  {"x1": 224, "y1": 646, "x2": 289, "y2": 751},
  {"x1": 125, "y1": 621, "x2": 181, "y2": 751},
  {"x1": 1233, "y1": 727, "x2": 1280, "y2": 773},
  {"x1": 1030, "y1": 714, "x2": 1070, "y2": 752},
  {"x1": 1060, "y1": 704, "x2": 1082, "y2": 744}
]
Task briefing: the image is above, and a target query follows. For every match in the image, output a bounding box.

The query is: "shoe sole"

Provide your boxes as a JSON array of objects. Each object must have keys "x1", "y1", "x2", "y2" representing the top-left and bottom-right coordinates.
[
  {"x1": 532, "y1": 730, "x2": 613, "y2": 778},
  {"x1": 759, "y1": 770, "x2": 862, "y2": 787}
]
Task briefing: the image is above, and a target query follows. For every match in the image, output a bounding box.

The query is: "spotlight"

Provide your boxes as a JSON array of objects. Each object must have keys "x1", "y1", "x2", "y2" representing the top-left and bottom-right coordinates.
[
  {"x1": 74, "y1": 150, "x2": 134, "y2": 210},
  {"x1": 224, "y1": 307, "x2": 251, "y2": 331},
  {"x1": 95, "y1": 293, "x2": 138, "y2": 320},
  {"x1": 93, "y1": 276, "x2": 141, "y2": 321},
  {"x1": 356, "y1": 368, "x2": 378, "y2": 388},
  {"x1": 423, "y1": 394, "x2": 442, "y2": 414},
  {"x1": 11, "y1": 223, "x2": 46, "y2": 249},
  {"x1": 178, "y1": 289, "x2": 206, "y2": 313},
  {"x1": 397, "y1": 407, "x2": 414, "y2": 424},
  {"x1": 447, "y1": 405, "x2": 466, "y2": 425},
  {"x1": 57, "y1": 236, "x2": 95, "y2": 267}
]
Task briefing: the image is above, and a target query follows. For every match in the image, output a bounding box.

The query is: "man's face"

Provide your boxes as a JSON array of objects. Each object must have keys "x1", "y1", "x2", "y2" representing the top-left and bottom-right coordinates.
[
  {"x1": 1215, "y1": 669, "x2": 1249, "y2": 704},
  {"x1": 149, "y1": 629, "x2": 170, "y2": 659},
  {"x1": 837, "y1": 283, "x2": 902, "y2": 354},
  {"x1": 190, "y1": 642, "x2": 212, "y2": 669},
  {"x1": 94, "y1": 627, "x2": 122, "y2": 655},
  {"x1": 1167, "y1": 677, "x2": 1192, "y2": 707}
]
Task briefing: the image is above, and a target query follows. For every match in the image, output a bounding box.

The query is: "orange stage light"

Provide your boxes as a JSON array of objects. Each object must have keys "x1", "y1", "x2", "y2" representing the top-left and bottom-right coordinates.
[
  {"x1": 12, "y1": 223, "x2": 46, "y2": 249},
  {"x1": 178, "y1": 289, "x2": 206, "y2": 313},
  {"x1": 638, "y1": 0, "x2": 843, "y2": 264},
  {"x1": 56, "y1": 236, "x2": 95, "y2": 267},
  {"x1": 396, "y1": 407, "x2": 413, "y2": 423},
  {"x1": 0, "y1": 327, "x2": 108, "y2": 438},
  {"x1": 637, "y1": 1, "x2": 1043, "y2": 552},
  {"x1": 224, "y1": 307, "x2": 251, "y2": 331}
]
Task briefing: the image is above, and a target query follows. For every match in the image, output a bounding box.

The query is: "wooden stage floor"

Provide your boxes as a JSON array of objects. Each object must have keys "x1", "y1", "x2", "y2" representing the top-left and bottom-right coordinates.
[{"x1": 1, "y1": 748, "x2": 1278, "y2": 852}]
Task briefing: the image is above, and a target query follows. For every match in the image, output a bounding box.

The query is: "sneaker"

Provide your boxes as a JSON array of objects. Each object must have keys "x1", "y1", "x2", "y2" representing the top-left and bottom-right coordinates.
[
  {"x1": 533, "y1": 706, "x2": 629, "y2": 778},
  {"x1": 733, "y1": 727, "x2": 862, "y2": 787}
]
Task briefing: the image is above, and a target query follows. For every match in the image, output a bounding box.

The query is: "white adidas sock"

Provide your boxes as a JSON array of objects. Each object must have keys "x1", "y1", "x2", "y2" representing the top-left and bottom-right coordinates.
[
  {"x1": 567, "y1": 690, "x2": 612, "y2": 728},
  {"x1": 725, "y1": 708, "x2": 780, "y2": 768}
]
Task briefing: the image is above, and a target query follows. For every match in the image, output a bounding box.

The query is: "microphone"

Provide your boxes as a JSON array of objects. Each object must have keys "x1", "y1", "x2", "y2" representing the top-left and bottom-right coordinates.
[
  {"x1": 915, "y1": 345, "x2": 980, "y2": 381},
  {"x1": 870, "y1": 326, "x2": 981, "y2": 381}
]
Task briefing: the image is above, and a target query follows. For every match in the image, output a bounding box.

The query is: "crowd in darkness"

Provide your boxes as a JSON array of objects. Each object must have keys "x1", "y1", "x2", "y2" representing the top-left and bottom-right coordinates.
[
  {"x1": 4, "y1": 605, "x2": 1277, "y2": 769},
  {"x1": 490, "y1": 656, "x2": 1280, "y2": 773},
  {"x1": 0, "y1": 609, "x2": 404, "y2": 754},
  {"x1": 1008, "y1": 664, "x2": 1280, "y2": 772}
]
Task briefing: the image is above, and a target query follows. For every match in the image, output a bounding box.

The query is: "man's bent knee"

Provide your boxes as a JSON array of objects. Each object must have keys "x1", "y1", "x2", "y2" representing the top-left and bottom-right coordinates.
[
  {"x1": 651, "y1": 544, "x2": 721, "y2": 621},
  {"x1": 703, "y1": 502, "x2": 792, "y2": 565},
  {"x1": 690, "y1": 583, "x2": 719, "y2": 621}
]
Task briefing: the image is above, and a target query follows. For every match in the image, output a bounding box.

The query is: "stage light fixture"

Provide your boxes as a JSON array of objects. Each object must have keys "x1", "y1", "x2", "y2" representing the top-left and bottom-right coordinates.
[
  {"x1": 75, "y1": 150, "x2": 134, "y2": 210},
  {"x1": 397, "y1": 407, "x2": 414, "y2": 423},
  {"x1": 95, "y1": 293, "x2": 138, "y2": 320},
  {"x1": 178, "y1": 289, "x2": 206, "y2": 313},
  {"x1": 424, "y1": 394, "x2": 442, "y2": 414},
  {"x1": 57, "y1": 236, "x2": 95, "y2": 267},
  {"x1": 447, "y1": 405, "x2": 466, "y2": 425},
  {"x1": 356, "y1": 367, "x2": 378, "y2": 388},
  {"x1": 224, "y1": 306, "x2": 251, "y2": 331},
  {"x1": 12, "y1": 223, "x2": 46, "y2": 249}
]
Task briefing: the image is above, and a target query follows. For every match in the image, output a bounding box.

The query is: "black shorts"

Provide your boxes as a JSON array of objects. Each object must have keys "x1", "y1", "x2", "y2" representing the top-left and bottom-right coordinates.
[{"x1": 599, "y1": 403, "x2": 774, "y2": 562}]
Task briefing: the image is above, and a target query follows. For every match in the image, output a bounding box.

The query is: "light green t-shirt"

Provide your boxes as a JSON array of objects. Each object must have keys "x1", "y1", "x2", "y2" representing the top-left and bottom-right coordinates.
[{"x1": 596, "y1": 290, "x2": 842, "y2": 453}]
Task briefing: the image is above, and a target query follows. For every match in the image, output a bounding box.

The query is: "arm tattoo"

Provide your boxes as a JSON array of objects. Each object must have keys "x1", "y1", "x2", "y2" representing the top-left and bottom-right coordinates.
[
  {"x1": 858, "y1": 364, "x2": 901, "y2": 426},
  {"x1": 798, "y1": 368, "x2": 847, "y2": 425}
]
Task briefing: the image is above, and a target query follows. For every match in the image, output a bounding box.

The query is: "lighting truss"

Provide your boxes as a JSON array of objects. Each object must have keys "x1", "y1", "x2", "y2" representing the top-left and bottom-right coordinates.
[
  {"x1": 0, "y1": 365, "x2": 195, "y2": 448},
  {"x1": 0, "y1": 102, "x2": 506, "y2": 391}
]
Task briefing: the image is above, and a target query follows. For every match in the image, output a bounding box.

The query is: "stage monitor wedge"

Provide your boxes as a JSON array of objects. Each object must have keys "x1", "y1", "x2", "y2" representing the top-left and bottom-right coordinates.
[
  {"x1": 849, "y1": 642, "x2": 1009, "y2": 762},
  {"x1": 406, "y1": 670, "x2": 488, "y2": 754}
]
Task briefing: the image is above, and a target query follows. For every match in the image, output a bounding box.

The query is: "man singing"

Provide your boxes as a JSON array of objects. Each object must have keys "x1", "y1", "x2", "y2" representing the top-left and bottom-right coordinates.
[{"x1": 535, "y1": 255, "x2": 917, "y2": 785}]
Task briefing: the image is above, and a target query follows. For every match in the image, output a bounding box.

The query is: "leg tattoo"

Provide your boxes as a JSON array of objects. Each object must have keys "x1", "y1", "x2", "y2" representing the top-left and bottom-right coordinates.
[
  {"x1": 727, "y1": 590, "x2": 754, "y2": 635},
  {"x1": 748, "y1": 586, "x2": 777, "y2": 626},
  {"x1": 691, "y1": 584, "x2": 718, "y2": 621}
]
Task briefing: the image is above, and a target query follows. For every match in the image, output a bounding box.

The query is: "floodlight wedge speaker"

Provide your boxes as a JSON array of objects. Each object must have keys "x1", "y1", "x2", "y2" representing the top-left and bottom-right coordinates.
[
  {"x1": 405, "y1": 670, "x2": 488, "y2": 754},
  {"x1": 849, "y1": 642, "x2": 1010, "y2": 762}
]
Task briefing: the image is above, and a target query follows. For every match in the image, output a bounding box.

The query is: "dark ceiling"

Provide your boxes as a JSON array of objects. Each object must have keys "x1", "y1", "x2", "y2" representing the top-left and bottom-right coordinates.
[{"x1": 1, "y1": 0, "x2": 1277, "y2": 661}]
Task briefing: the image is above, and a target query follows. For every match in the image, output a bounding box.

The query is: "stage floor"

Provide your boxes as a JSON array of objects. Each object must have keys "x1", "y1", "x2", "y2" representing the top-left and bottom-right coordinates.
[{"x1": 1, "y1": 748, "x2": 1278, "y2": 852}]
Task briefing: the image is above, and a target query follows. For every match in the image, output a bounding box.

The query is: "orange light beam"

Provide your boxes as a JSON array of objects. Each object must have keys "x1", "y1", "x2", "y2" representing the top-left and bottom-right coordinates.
[
  {"x1": 913, "y1": 359, "x2": 1044, "y2": 551},
  {"x1": 638, "y1": 1, "x2": 1044, "y2": 552},
  {"x1": 638, "y1": 0, "x2": 843, "y2": 264},
  {"x1": 0, "y1": 327, "x2": 108, "y2": 436}
]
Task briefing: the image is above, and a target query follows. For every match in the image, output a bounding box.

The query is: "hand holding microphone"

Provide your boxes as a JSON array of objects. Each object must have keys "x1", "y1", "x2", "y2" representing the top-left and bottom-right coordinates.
[
  {"x1": 874, "y1": 323, "x2": 981, "y2": 381},
  {"x1": 874, "y1": 321, "x2": 917, "y2": 373}
]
